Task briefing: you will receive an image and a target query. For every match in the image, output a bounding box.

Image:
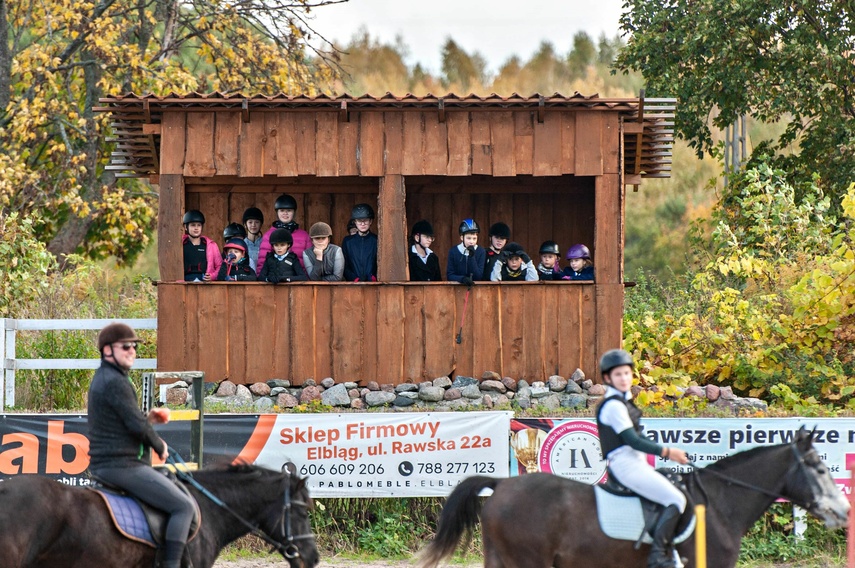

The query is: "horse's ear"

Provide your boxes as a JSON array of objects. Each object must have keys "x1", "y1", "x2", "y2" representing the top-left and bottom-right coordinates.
[
  {"x1": 282, "y1": 462, "x2": 298, "y2": 476},
  {"x1": 796, "y1": 426, "x2": 815, "y2": 448}
]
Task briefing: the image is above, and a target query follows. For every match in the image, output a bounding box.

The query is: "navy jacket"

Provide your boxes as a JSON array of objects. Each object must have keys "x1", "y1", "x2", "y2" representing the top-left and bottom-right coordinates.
[
  {"x1": 342, "y1": 232, "x2": 378, "y2": 281},
  {"x1": 447, "y1": 244, "x2": 487, "y2": 282},
  {"x1": 562, "y1": 266, "x2": 595, "y2": 281}
]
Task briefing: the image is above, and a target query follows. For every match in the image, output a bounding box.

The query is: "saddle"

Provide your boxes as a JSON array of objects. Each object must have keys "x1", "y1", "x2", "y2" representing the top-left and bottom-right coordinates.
[
  {"x1": 594, "y1": 468, "x2": 695, "y2": 546},
  {"x1": 90, "y1": 471, "x2": 201, "y2": 548}
]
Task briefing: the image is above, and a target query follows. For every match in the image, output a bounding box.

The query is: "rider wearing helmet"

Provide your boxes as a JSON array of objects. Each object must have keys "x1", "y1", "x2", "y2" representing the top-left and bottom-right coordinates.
[
  {"x1": 87, "y1": 323, "x2": 196, "y2": 568},
  {"x1": 447, "y1": 219, "x2": 486, "y2": 285},
  {"x1": 490, "y1": 242, "x2": 537, "y2": 281},
  {"x1": 485, "y1": 222, "x2": 511, "y2": 277},
  {"x1": 537, "y1": 241, "x2": 562, "y2": 280},
  {"x1": 408, "y1": 220, "x2": 442, "y2": 281},
  {"x1": 217, "y1": 238, "x2": 256, "y2": 281},
  {"x1": 256, "y1": 194, "x2": 311, "y2": 276},
  {"x1": 259, "y1": 228, "x2": 308, "y2": 284},
  {"x1": 303, "y1": 222, "x2": 344, "y2": 282},
  {"x1": 342, "y1": 203, "x2": 378, "y2": 282},
  {"x1": 182, "y1": 210, "x2": 222, "y2": 282},
  {"x1": 596, "y1": 349, "x2": 688, "y2": 568},
  {"x1": 561, "y1": 243, "x2": 595, "y2": 281},
  {"x1": 241, "y1": 207, "x2": 264, "y2": 271}
]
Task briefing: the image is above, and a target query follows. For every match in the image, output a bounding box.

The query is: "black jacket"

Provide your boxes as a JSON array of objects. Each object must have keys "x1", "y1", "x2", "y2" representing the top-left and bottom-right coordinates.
[
  {"x1": 87, "y1": 359, "x2": 165, "y2": 469},
  {"x1": 260, "y1": 251, "x2": 308, "y2": 283},
  {"x1": 409, "y1": 248, "x2": 442, "y2": 281},
  {"x1": 217, "y1": 257, "x2": 257, "y2": 281},
  {"x1": 342, "y1": 232, "x2": 378, "y2": 281}
]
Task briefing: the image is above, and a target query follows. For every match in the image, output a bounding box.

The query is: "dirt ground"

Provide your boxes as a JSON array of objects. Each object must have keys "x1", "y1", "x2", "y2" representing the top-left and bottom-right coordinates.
[{"x1": 214, "y1": 559, "x2": 418, "y2": 568}]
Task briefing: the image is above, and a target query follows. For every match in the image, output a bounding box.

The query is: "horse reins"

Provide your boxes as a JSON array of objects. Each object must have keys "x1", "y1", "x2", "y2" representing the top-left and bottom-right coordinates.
[
  {"x1": 688, "y1": 443, "x2": 818, "y2": 511},
  {"x1": 166, "y1": 453, "x2": 314, "y2": 559}
]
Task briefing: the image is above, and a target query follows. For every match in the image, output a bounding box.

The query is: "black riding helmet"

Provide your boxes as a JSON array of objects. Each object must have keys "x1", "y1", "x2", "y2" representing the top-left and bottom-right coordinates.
[
  {"x1": 489, "y1": 222, "x2": 511, "y2": 239},
  {"x1": 182, "y1": 210, "x2": 205, "y2": 225},
  {"x1": 274, "y1": 194, "x2": 298, "y2": 211},
  {"x1": 223, "y1": 222, "x2": 247, "y2": 241},
  {"x1": 503, "y1": 242, "x2": 526, "y2": 258},
  {"x1": 351, "y1": 203, "x2": 375, "y2": 220},
  {"x1": 600, "y1": 349, "x2": 634, "y2": 376},
  {"x1": 411, "y1": 220, "x2": 434, "y2": 238},
  {"x1": 242, "y1": 207, "x2": 264, "y2": 225},
  {"x1": 539, "y1": 241, "x2": 560, "y2": 255},
  {"x1": 269, "y1": 228, "x2": 294, "y2": 245}
]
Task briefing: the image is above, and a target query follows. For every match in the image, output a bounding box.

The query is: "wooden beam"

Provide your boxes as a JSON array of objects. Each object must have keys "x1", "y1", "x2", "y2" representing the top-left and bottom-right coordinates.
[
  {"x1": 158, "y1": 174, "x2": 185, "y2": 281},
  {"x1": 377, "y1": 174, "x2": 407, "y2": 282}
]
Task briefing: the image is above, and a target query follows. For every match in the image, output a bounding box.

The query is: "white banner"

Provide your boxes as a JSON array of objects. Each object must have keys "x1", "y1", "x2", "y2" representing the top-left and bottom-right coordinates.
[{"x1": 252, "y1": 412, "x2": 512, "y2": 497}]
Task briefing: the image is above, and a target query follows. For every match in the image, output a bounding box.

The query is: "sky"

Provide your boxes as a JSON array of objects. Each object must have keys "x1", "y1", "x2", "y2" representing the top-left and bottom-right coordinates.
[{"x1": 305, "y1": 0, "x2": 625, "y2": 75}]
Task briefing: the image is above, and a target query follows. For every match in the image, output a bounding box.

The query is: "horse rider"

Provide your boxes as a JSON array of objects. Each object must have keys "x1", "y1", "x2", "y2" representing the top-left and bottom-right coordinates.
[
  {"x1": 596, "y1": 349, "x2": 689, "y2": 568},
  {"x1": 87, "y1": 322, "x2": 196, "y2": 568}
]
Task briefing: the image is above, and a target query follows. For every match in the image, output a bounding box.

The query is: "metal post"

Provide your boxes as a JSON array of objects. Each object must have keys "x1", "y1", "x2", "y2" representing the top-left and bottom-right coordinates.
[
  {"x1": 142, "y1": 372, "x2": 154, "y2": 414},
  {"x1": 740, "y1": 115, "x2": 747, "y2": 163},
  {"x1": 723, "y1": 125, "x2": 731, "y2": 186},
  {"x1": 5, "y1": 322, "x2": 15, "y2": 408},
  {"x1": 191, "y1": 372, "x2": 205, "y2": 467}
]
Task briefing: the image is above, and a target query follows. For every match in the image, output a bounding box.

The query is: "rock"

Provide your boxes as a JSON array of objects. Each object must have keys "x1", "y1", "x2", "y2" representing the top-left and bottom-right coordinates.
[
  {"x1": 461, "y1": 384, "x2": 483, "y2": 399},
  {"x1": 586, "y1": 396, "x2": 603, "y2": 409},
  {"x1": 530, "y1": 385, "x2": 551, "y2": 398},
  {"x1": 366, "y1": 381, "x2": 380, "y2": 391},
  {"x1": 581, "y1": 380, "x2": 593, "y2": 390},
  {"x1": 445, "y1": 399, "x2": 471, "y2": 410},
  {"x1": 394, "y1": 395, "x2": 416, "y2": 407},
  {"x1": 548, "y1": 375, "x2": 568, "y2": 392},
  {"x1": 166, "y1": 387, "x2": 188, "y2": 405},
  {"x1": 235, "y1": 384, "x2": 253, "y2": 401},
  {"x1": 685, "y1": 385, "x2": 705, "y2": 398},
  {"x1": 350, "y1": 398, "x2": 366, "y2": 410},
  {"x1": 570, "y1": 368, "x2": 585, "y2": 383},
  {"x1": 565, "y1": 380, "x2": 583, "y2": 394},
  {"x1": 365, "y1": 391, "x2": 396, "y2": 407},
  {"x1": 270, "y1": 387, "x2": 287, "y2": 396},
  {"x1": 348, "y1": 388, "x2": 361, "y2": 399},
  {"x1": 501, "y1": 377, "x2": 518, "y2": 392},
  {"x1": 397, "y1": 391, "x2": 419, "y2": 399},
  {"x1": 537, "y1": 394, "x2": 561, "y2": 410},
  {"x1": 712, "y1": 398, "x2": 735, "y2": 411},
  {"x1": 561, "y1": 393, "x2": 588, "y2": 409},
  {"x1": 587, "y1": 384, "x2": 607, "y2": 396},
  {"x1": 495, "y1": 394, "x2": 510, "y2": 406},
  {"x1": 304, "y1": 378, "x2": 317, "y2": 387},
  {"x1": 451, "y1": 376, "x2": 479, "y2": 388},
  {"x1": 734, "y1": 397, "x2": 768, "y2": 412},
  {"x1": 343, "y1": 382, "x2": 358, "y2": 389},
  {"x1": 516, "y1": 385, "x2": 532, "y2": 400},
  {"x1": 249, "y1": 382, "x2": 271, "y2": 396},
  {"x1": 267, "y1": 379, "x2": 290, "y2": 389},
  {"x1": 517, "y1": 379, "x2": 530, "y2": 389},
  {"x1": 380, "y1": 384, "x2": 396, "y2": 393},
  {"x1": 433, "y1": 376, "x2": 453, "y2": 388},
  {"x1": 705, "y1": 385, "x2": 721, "y2": 401},
  {"x1": 169, "y1": 380, "x2": 189, "y2": 389},
  {"x1": 482, "y1": 394, "x2": 494, "y2": 409},
  {"x1": 321, "y1": 384, "x2": 351, "y2": 407},
  {"x1": 506, "y1": 391, "x2": 515, "y2": 399},
  {"x1": 515, "y1": 395, "x2": 531, "y2": 409},
  {"x1": 299, "y1": 386, "x2": 322, "y2": 403},
  {"x1": 395, "y1": 383, "x2": 418, "y2": 393},
  {"x1": 480, "y1": 380, "x2": 507, "y2": 393},
  {"x1": 254, "y1": 397, "x2": 274, "y2": 411},
  {"x1": 720, "y1": 386, "x2": 736, "y2": 400},
  {"x1": 215, "y1": 395, "x2": 254, "y2": 409},
  {"x1": 360, "y1": 388, "x2": 371, "y2": 397},
  {"x1": 444, "y1": 388, "x2": 462, "y2": 401},
  {"x1": 419, "y1": 386, "x2": 446, "y2": 402},
  {"x1": 215, "y1": 380, "x2": 237, "y2": 397},
  {"x1": 481, "y1": 371, "x2": 501, "y2": 381},
  {"x1": 276, "y1": 393, "x2": 299, "y2": 408},
  {"x1": 320, "y1": 377, "x2": 335, "y2": 389}
]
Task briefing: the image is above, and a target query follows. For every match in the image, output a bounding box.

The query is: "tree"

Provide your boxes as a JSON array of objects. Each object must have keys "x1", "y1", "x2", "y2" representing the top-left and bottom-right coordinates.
[
  {"x1": 440, "y1": 39, "x2": 487, "y2": 92},
  {"x1": 1, "y1": 0, "x2": 341, "y2": 264},
  {"x1": 566, "y1": 31, "x2": 596, "y2": 78},
  {"x1": 617, "y1": 0, "x2": 855, "y2": 201}
]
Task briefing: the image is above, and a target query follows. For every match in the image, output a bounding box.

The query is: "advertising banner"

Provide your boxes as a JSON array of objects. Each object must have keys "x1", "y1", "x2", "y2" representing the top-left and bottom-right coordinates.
[{"x1": 511, "y1": 417, "x2": 854, "y2": 493}]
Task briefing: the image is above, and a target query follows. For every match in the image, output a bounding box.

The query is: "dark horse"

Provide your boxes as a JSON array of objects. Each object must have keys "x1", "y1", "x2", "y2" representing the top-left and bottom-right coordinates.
[
  {"x1": 419, "y1": 428, "x2": 849, "y2": 568},
  {"x1": 0, "y1": 463, "x2": 319, "y2": 568}
]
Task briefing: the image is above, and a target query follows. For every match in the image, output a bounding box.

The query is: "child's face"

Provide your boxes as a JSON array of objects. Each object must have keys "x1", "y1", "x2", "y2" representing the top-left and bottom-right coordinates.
[
  {"x1": 277, "y1": 208, "x2": 295, "y2": 223},
  {"x1": 570, "y1": 257, "x2": 586, "y2": 272},
  {"x1": 540, "y1": 253, "x2": 558, "y2": 268},
  {"x1": 225, "y1": 247, "x2": 245, "y2": 260},
  {"x1": 186, "y1": 222, "x2": 203, "y2": 237},
  {"x1": 245, "y1": 219, "x2": 261, "y2": 234},
  {"x1": 312, "y1": 236, "x2": 330, "y2": 250},
  {"x1": 273, "y1": 242, "x2": 291, "y2": 255},
  {"x1": 461, "y1": 233, "x2": 478, "y2": 247},
  {"x1": 490, "y1": 235, "x2": 507, "y2": 251},
  {"x1": 415, "y1": 234, "x2": 435, "y2": 248},
  {"x1": 507, "y1": 256, "x2": 522, "y2": 271},
  {"x1": 354, "y1": 218, "x2": 372, "y2": 233},
  {"x1": 604, "y1": 365, "x2": 634, "y2": 392}
]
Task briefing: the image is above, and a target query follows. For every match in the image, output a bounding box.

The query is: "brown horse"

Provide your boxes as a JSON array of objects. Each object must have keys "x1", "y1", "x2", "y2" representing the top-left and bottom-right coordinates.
[
  {"x1": 418, "y1": 428, "x2": 848, "y2": 568},
  {"x1": 0, "y1": 463, "x2": 319, "y2": 568}
]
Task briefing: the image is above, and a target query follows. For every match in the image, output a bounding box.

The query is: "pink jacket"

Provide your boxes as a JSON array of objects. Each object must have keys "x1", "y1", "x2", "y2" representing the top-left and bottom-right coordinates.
[
  {"x1": 182, "y1": 234, "x2": 222, "y2": 280},
  {"x1": 256, "y1": 225, "x2": 310, "y2": 275}
]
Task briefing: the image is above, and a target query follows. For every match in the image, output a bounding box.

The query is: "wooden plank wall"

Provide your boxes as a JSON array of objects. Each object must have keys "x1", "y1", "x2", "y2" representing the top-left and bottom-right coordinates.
[
  {"x1": 167, "y1": 110, "x2": 615, "y2": 179},
  {"x1": 157, "y1": 282, "x2": 597, "y2": 385}
]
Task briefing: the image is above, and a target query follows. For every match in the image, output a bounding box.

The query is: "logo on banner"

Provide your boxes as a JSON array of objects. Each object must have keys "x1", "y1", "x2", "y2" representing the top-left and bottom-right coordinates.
[{"x1": 538, "y1": 421, "x2": 607, "y2": 484}]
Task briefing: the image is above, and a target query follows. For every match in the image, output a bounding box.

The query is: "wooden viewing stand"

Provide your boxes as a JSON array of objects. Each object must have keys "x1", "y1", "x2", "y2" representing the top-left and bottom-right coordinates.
[{"x1": 96, "y1": 92, "x2": 675, "y2": 386}]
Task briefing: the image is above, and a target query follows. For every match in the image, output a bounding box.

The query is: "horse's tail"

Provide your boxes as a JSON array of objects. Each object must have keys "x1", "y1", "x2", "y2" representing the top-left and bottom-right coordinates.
[{"x1": 417, "y1": 476, "x2": 501, "y2": 568}]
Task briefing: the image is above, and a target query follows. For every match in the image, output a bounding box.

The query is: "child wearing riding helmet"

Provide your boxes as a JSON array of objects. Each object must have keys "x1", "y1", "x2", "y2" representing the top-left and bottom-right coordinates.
[
  {"x1": 242, "y1": 207, "x2": 264, "y2": 271},
  {"x1": 303, "y1": 222, "x2": 345, "y2": 281},
  {"x1": 490, "y1": 242, "x2": 537, "y2": 281},
  {"x1": 562, "y1": 243, "x2": 595, "y2": 281},
  {"x1": 217, "y1": 238, "x2": 257, "y2": 281},
  {"x1": 181, "y1": 209, "x2": 222, "y2": 282},
  {"x1": 537, "y1": 241, "x2": 562, "y2": 280},
  {"x1": 256, "y1": 194, "x2": 311, "y2": 275},
  {"x1": 484, "y1": 222, "x2": 511, "y2": 278},
  {"x1": 342, "y1": 203, "x2": 378, "y2": 282},
  {"x1": 409, "y1": 220, "x2": 442, "y2": 281},
  {"x1": 260, "y1": 229, "x2": 308, "y2": 283},
  {"x1": 597, "y1": 349, "x2": 689, "y2": 568},
  {"x1": 447, "y1": 219, "x2": 487, "y2": 285}
]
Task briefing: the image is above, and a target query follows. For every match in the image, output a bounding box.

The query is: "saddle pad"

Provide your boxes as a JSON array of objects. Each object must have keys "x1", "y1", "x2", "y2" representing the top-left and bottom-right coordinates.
[
  {"x1": 94, "y1": 490, "x2": 156, "y2": 547},
  {"x1": 594, "y1": 486, "x2": 696, "y2": 545}
]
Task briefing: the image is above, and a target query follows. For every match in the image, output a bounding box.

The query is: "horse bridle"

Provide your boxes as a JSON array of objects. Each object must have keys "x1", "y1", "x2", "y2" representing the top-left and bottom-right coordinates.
[
  {"x1": 278, "y1": 467, "x2": 316, "y2": 560},
  {"x1": 690, "y1": 442, "x2": 821, "y2": 512}
]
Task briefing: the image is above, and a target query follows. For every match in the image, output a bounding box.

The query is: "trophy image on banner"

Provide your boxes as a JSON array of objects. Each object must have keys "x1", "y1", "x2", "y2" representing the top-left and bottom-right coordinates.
[{"x1": 511, "y1": 428, "x2": 547, "y2": 473}]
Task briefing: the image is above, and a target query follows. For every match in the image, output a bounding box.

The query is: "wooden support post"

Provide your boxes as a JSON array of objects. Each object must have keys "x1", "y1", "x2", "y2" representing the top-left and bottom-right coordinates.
[
  {"x1": 378, "y1": 174, "x2": 408, "y2": 282},
  {"x1": 158, "y1": 174, "x2": 185, "y2": 282},
  {"x1": 594, "y1": 173, "x2": 623, "y2": 376}
]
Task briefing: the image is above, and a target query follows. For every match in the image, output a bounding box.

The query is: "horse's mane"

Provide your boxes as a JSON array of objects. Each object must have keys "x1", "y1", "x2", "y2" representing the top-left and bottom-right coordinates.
[
  {"x1": 188, "y1": 462, "x2": 288, "y2": 496},
  {"x1": 703, "y1": 437, "x2": 804, "y2": 474}
]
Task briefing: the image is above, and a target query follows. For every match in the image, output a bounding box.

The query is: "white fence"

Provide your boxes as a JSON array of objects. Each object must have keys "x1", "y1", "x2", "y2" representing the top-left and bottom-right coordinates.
[{"x1": 1, "y1": 318, "x2": 157, "y2": 408}]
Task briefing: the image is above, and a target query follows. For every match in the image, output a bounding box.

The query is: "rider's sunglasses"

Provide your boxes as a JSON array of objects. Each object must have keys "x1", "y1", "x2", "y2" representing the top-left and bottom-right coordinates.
[{"x1": 115, "y1": 342, "x2": 137, "y2": 351}]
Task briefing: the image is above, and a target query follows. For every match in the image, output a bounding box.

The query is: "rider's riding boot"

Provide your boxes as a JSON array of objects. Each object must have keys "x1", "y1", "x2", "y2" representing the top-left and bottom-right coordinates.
[
  {"x1": 161, "y1": 539, "x2": 185, "y2": 568},
  {"x1": 648, "y1": 505, "x2": 681, "y2": 568}
]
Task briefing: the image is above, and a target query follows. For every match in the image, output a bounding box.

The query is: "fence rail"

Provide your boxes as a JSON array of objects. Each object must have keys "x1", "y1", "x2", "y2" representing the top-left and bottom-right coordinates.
[{"x1": 1, "y1": 318, "x2": 157, "y2": 408}]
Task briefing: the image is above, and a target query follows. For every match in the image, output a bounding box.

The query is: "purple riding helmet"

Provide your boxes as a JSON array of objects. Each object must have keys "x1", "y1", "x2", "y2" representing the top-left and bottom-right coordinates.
[{"x1": 566, "y1": 244, "x2": 591, "y2": 260}]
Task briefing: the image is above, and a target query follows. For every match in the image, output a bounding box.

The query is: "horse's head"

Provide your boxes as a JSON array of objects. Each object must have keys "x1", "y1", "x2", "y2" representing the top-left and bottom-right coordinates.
[
  {"x1": 782, "y1": 427, "x2": 849, "y2": 529},
  {"x1": 259, "y1": 463, "x2": 319, "y2": 568}
]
